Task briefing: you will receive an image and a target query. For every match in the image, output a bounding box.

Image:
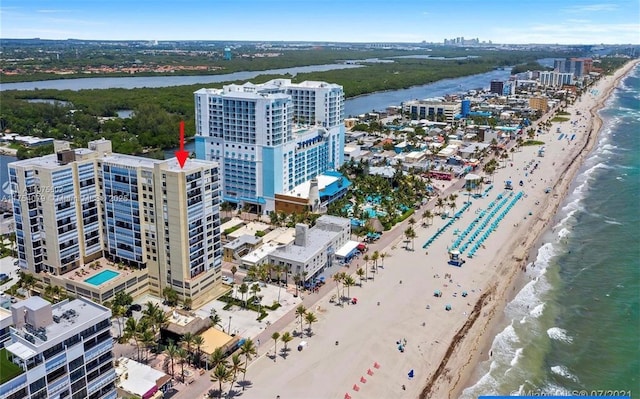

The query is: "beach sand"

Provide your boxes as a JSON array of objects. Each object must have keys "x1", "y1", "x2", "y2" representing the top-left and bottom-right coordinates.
[{"x1": 238, "y1": 60, "x2": 639, "y2": 399}]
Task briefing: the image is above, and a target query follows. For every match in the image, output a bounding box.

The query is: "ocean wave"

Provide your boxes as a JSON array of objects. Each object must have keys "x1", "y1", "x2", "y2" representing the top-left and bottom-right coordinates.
[
  {"x1": 551, "y1": 365, "x2": 580, "y2": 382},
  {"x1": 511, "y1": 348, "x2": 524, "y2": 366},
  {"x1": 459, "y1": 369, "x2": 500, "y2": 398},
  {"x1": 557, "y1": 228, "x2": 571, "y2": 239},
  {"x1": 603, "y1": 219, "x2": 623, "y2": 225},
  {"x1": 530, "y1": 303, "x2": 545, "y2": 318},
  {"x1": 547, "y1": 327, "x2": 573, "y2": 344}
]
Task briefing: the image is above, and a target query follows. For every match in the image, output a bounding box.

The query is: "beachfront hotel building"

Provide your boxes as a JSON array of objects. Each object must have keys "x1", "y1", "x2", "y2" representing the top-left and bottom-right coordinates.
[
  {"x1": 194, "y1": 78, "x2": 345, "y2": 213},
  {"x1": 0, "y1": 296, "x2": 116, "y2": 399},
  {"x1": 401, "y1": 99, "x2": 461, "y2": 123},
  {"x1": 539, "y1": 71, "x2": 574, "y2": 88},
  {"x1": 8, "y1": 140, "x2": 222, "y2": 305}
]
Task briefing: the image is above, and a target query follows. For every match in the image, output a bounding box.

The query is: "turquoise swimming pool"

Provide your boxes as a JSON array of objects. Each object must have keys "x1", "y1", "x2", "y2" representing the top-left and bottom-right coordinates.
[{"x1": 84, "y1": 270, "x2": 120, "y2": 286}]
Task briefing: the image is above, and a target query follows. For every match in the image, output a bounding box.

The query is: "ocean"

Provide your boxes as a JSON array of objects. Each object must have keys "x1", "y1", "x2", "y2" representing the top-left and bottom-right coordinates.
[{"x1": 461, "y1": 65, "x2": 640, "y2": 397}]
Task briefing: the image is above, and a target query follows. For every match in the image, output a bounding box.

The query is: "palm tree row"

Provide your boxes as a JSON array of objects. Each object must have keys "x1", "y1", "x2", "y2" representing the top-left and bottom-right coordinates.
[
  {"x1": 293, "y1": 304, "x2": 318, "y2": 337},
  {"x1": 207, "y1": 338, "x2": 258, "y2": 397},
  {"x1": 331, "y1": 271, "x2": 356, "y2": 303},
  {"x1": 123, "y1": 301, "x2": 169, "y2": 362}
]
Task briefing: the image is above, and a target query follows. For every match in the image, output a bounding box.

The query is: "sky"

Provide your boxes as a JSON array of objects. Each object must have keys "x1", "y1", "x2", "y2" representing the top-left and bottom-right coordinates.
[{"x1": 1, "y1": 0, "x2": 639, "y2": 44}]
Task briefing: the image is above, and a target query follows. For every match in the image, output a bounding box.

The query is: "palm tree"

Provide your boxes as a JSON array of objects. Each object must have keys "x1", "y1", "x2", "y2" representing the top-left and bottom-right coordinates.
[
  {"x1": 238, "y1": 283, "x2": 249, "y2": 308},
  {"x1": 141, "y1": 329, "x2": 155, "y2": 362},
  {"x1": 230, "y1": 265, "x2": 238, "y2": 282},
  {"x1": 240, "y1": 339, "x2": 257, "y2": 391},
  {"x1": 293, "y1": 273, "x2": 302, "y2": 297},
  {"x1": 210, "y1": 309, "x2": 223, "y2": 329},
  {"x1": 404, "y1": 227, "x2": 416, "y2": 251},
  {"x1": 228, "y1": 353, "x2": 245, "y2": 394},
  {"x1": 435, "y1": 197, "x2": 445, "y2": 215},
  {"x1": 209, "y1": 347, "x2": 227, "y2": 370},
  {"x1": 280, "y1": 332, "x2": 293, "y2": 354},
  {"x1": 124, "y1": 317, "x2": 142, "y2": 361},
  {"x1": 271, "y1": 332, "x2": 280, "y2": 361},
  {"x1": 449, "y1": 200, "x2": 457, "y2": 216},
  {"x1": 380, "y1": 252, "x2": 387, "y2": 268},
  {"x1": 177, "y1": 348, "x2": 188, "y2": 383},
  {"x1": 181, "y1": 332, "x2": 195, "y2": 365},
  {"x1": 210, "y1": 363, "x2": 232, "y2": 399},
  {"x1": 332, "y1": 272, "x2": 343, "y2": 303},
  {"x1": 192, "y1": 334, "x2": 205, "y2": 368},
  {"x1": 112, "y1": 304, "x2": 125, "y2": 339},
  {"x1": 356, "y1": 267, "x2": 365, "y2": 286},
  {"x1": 20, "y1": 272, "x2": 36, "y2": 297},
  {"x1": 165, "y1": 340, "x2": 179, "y2": 377},
  {"x1": 371, "y1": 251, "x2": 379, "y2": 281},
  {"x1": 304, "y1": 311, "x2": 318, "y2": 336},
  {"x1": 343, "y1": 275, "x2": 356, "y2": 298},
  {"x1": 272, "y1": 264, "x2": 284, "y2": 303},
  {"x1": 295, "y1": 305, "x2": 307, "y2": 336},
  {"x1": 362, "y1": 254, "x2": 370, "y2": 281}
]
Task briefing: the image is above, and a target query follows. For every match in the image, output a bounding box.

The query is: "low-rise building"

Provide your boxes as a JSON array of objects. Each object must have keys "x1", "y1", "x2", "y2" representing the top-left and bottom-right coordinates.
[
  {"x1": 115, "y1": 357, "x2": 172, "y2": 399},
  {"x1": 268, "y1": 216, "x2": 350, "y2": 282}
]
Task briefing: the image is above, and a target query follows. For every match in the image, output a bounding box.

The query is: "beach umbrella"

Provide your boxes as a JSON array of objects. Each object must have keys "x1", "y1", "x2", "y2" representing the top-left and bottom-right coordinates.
[
  {"x1": 344, "y1": 394, "x2": 352, "y2": 399},
  {"x1": 367, "y1": 369, "x2": 374, "y2": 376},
  {"x1": 445, "y1": 304, "x2": 452, "y2": 311},
  {"x1": 353, "y1": 384, "x2": 360, "y2": 391},
  {"x1": 408, "y1": 369, "x2": 415, "y2": 379},
  {"x1": 373, "y1": 362, "x2": 381, "y2": 369},
  {"x1": 462, "y1": 291, "x2": 468, "y2": 297},
  {"x1": 360, "y1": 376, "x2": 367, "y2": 383}
]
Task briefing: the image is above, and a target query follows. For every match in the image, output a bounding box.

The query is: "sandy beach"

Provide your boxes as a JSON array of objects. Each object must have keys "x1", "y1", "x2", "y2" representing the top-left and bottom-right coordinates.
[{"x1": 235, "y1": 60, "x2": 639, "y2": 399}]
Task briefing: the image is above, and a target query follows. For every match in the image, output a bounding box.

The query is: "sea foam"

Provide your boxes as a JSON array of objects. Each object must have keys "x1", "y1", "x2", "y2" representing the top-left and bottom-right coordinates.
[{"x1": 547, "y1": 327, "x2": 573, "y2": 344}]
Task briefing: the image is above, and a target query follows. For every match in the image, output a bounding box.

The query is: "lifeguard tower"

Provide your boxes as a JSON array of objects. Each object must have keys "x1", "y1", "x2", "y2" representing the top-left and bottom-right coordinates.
[{"x1": 448, "y1": 249, "x2": 466, "y2": 267}]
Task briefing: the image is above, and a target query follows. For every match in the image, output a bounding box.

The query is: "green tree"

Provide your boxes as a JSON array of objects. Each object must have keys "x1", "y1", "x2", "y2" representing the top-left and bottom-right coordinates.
[
  {"x1": 239, "y1": 339, "x2": 257, "y2": 391},
  {"x1": 271, "y1": 332, "x2": 280, "y2": 361},
  {"x1": 295, "y1": 305, "x2": 307, "y2": 336},
  {"x1": 211, "y1": 363, "x2": 232, "y2": 399},
  {"x1": 304, "y1": 311, "x2": 318, "y2": 336},
  {"x1": 228, "y1": 353, "x2": 245, "y2": 394},
  {"x1": 164, "y1": 340, "x2": 179, "y2": 377},
  {"x1": 280, "y1": 332, "x2": 293, "y2": 354}
]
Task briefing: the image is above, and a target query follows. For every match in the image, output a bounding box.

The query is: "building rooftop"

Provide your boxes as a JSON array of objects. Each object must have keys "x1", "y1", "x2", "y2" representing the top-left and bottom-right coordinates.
[
  {"x1": 221, "y1": 217, "x2": 245, "y2": 232},
  {"x1": 8, "y1": 297, "x2": 110, "y2": 357},
  {"x1": 227, "y1": 222, "x2": 271, "y2": 240},
  {"x1": 261, "y1": 227, "x2": 296, "y2": 246},
  {"x1": 272, "y1": 229, "x2": 335, "y2": 263},
  {"x1": 116, "y1": 357, "x2": 170, "y2": 398},
  {"x1": 224, "y1": 234, "x2": 262, "y2": 250},
  {"x1": 242, "y1": 242, "x2": 282, "y2": 265}
]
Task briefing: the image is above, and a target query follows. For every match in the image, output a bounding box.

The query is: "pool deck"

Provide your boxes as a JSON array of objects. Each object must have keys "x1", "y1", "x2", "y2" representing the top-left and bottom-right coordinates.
[{"x1": 60, "y1": 258, "x2": 135, "y2": 286}]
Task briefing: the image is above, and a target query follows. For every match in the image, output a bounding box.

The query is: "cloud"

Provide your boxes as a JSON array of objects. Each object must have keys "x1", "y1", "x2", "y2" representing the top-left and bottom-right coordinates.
[{"x1": 563, "y1": 3, "x2": 618, "y2": 13}]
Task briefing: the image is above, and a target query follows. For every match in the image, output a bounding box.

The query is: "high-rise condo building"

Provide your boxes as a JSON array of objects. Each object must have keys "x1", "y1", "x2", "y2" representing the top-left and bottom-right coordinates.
[
  {"x1": 194, "y1": 78, "x2": 345, "y2": 213},
  {"x1": 8, "y1": 140, "x2": 222, "y2": 304},
  {"x1": 0, "y1": 296, "x2": 115, "y2": 399}
]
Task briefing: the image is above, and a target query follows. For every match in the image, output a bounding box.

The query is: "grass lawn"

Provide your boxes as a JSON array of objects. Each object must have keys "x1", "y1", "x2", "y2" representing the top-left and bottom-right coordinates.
[
  {"x1": 0, "y1": 348, "x2": 24, "y2": 384},
  {"x1": 550, "y1": 116, "x2": 570, "y2": 122}
]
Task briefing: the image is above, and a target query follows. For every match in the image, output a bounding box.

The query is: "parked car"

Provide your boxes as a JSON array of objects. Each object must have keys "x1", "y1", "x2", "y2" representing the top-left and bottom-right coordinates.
[
  {"x1": 222, "y1": 276, "x2": 234, "y2": 284},
  {"x1": 0, "y1": 273, "x2": 8, "y2": 281}
]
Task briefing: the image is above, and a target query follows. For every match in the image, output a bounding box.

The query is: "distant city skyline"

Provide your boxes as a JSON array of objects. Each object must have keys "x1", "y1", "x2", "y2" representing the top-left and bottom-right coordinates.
[{"x1": 1, "y1": 0, "x2": 639, "y2": 45}]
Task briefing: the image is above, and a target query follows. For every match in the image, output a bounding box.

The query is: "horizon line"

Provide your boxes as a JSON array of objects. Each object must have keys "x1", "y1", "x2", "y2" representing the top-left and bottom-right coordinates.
[{"x1": 2, "y1": 37, "x2": 639, "y2": 46}]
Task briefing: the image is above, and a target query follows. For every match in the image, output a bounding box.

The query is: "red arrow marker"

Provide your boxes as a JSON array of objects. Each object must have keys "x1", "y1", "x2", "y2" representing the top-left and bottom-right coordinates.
[{"x1": 175, "y1": 120, "x2": 189, "y2": 168}]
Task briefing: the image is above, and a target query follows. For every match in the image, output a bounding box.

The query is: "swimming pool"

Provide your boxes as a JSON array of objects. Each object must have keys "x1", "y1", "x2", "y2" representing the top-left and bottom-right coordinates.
[{"x1": 84, "y1": 270, "x2": 120, "y2": 286}]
